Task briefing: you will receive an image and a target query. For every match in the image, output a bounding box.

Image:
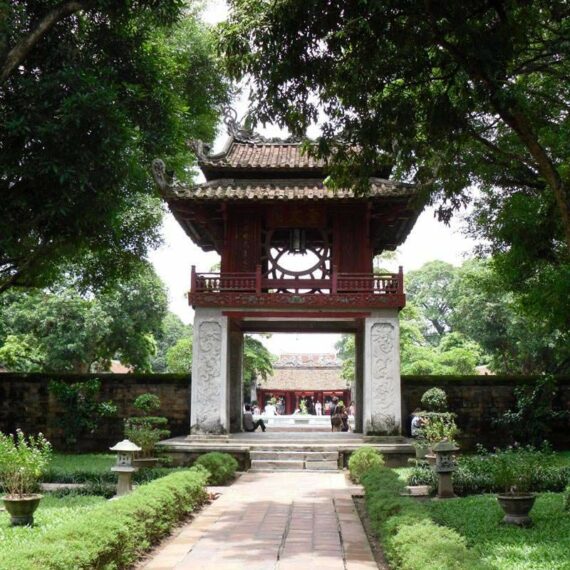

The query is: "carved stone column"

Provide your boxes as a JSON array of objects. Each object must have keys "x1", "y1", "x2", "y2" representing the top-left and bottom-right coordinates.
[
  {"x1": 362, "y1": 310, "x2": 402, "y2": 435},
  {"x1": 190, "y1": 308, "x2": 230, "y2": 435}
]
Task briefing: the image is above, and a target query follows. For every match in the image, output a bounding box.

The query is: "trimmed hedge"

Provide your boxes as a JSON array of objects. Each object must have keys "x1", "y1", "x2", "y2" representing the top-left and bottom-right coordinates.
[
  {"x1": 0, "y1": 468, "x2": 208, "y2": 570},
  {"x1": 361, "y1": 467, "x2": 488, "y2": 570},
  {"x1": 348, "y1": 446, "x2": 384, "y2": 483},
  {"x1": 195, "y1": 452, "x2": 238, "y2": 485}
]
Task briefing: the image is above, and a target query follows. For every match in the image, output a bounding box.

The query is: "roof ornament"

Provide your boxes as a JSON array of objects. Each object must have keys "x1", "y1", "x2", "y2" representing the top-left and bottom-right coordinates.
[
  {"x1": 223, "y1": 106, "x2": 265, "y2": 143},
  {"x1": 151, "y1": 159, "x2": 170, "y2": 195}
]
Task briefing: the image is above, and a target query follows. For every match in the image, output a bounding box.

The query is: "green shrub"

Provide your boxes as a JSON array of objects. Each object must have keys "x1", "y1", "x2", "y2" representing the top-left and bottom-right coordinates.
[
  {"x1": 421, "y1": 387, "x2": 448, "y2": 412},
  {"x1": 0, "y1": 468, "x2": 208, "y2": 570},
  {"x1": 133, "y1": 393, "x2": 161, "y2": 414},
  {"x1": 361, "y1": 467, "x2": 486, "y2": 570},
  {"x1": 194, "y1": 452, "x2": 238, "y2": 485},
  {"x1": 348, "y1": 447, "x2": 384, "y2": 483},
  {"x1": 124, "y1": 393, "x2": 170, "y2": 457},
  {"x1": 564, "y1": 485, "x2": 570, "y2": 511},
  {"x1": 407, "y1": 446, "x2": 570, "y2": 496}
]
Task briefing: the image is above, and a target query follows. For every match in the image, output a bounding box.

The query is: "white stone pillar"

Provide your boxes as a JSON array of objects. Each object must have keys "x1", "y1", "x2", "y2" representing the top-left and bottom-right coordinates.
[
  {"x1": 190, "y1": 308, "x2": 230, "y2": 434},
  {"x1": 362, "y1": 310, "x2": 402, "y2": 435}
]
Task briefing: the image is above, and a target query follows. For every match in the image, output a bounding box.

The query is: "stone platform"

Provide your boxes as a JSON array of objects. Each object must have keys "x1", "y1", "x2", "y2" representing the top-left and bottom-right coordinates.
[{"x1": 157, "y1": 432, "x2": 414, "y2": 470}]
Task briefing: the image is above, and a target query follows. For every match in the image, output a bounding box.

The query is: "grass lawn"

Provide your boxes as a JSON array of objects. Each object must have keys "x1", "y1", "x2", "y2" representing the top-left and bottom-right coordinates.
[
  {"x1": 44, "y1": 453, "x2": 116, "y2": 483},
  {"x1": 428, "y1": 493, "x2": 570, "y2": 570},
  {"x1": 0, "y1": 494, "x2": 105, "y2": 553}
]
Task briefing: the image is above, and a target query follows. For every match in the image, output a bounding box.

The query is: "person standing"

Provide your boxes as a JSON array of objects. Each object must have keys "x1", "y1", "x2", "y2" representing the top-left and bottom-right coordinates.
[
  {"x1": 264, "y1": 399, "x2": 277, "y2": 416},
  {"x1": 315, "y1": 400, "x2": 322, "y2": 416},
  {"x1": 329, "y1": 397, "x2": 339, "y2": 431}
]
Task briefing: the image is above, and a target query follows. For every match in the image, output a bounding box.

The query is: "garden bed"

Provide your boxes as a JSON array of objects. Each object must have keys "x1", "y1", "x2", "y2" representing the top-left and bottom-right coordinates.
[
  {"x1": 0, "y1": 469, "x2": 208, "y2": 570},
  {"x1": 360, "y1": 463, "x2": 570, "y2": 570}
]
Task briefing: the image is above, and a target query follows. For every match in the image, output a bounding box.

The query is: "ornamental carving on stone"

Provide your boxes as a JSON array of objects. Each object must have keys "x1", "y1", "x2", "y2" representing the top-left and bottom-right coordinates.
[
  {"x1": 194, "y1": 321, "x2": 223, "y2": 432},
  {"x1": 370, "y1": 322, "x2": 397, "y2": 427}
]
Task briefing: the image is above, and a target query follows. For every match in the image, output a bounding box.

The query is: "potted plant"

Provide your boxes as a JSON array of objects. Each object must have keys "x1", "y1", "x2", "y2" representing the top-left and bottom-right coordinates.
[
  {"x1": 493, "y1": 447, "x2": 538, "y2": 526},
  {"x1": 124, "y1": 393, "x2": 170, "y2": 467},
  {"x1": 0, "y1": 430, "x2": 52, "y2": 526}
]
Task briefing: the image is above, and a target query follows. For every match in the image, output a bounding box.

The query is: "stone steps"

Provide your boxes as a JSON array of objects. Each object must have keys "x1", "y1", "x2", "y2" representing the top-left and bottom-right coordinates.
[{"x1": 249, "y1": 449, "x2": 340, "y2": 472}]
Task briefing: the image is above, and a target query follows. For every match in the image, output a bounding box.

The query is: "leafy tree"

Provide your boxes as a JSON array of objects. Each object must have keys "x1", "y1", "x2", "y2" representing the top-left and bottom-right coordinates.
[
  {"x1": 335, "y1": 334, "x2": 355, "y2": 384},
  {"x1": 220, "y1": 1, "x2": 570, "y2": 254},
  {"x1": 406, "y1": 261, "x2": 458, "y2": 341},
  {"x1": 243, "y1": 335, "x2": 275, "y2": 391},
  {"x1": 0, "y1": 264, "x2": 167, "y2": 372},
  {"x1": 1, "y1": 2, "x2": 228, "y2": 292},
  {"x1": 151, "y1": 313, "x2": 193, "y2": 373},
  {"x1": 450, "y1": 258, "x2": 570, "y2": 374},
  {"x1": 166, "y1": 337, "x2": 193, "y2": 374}
]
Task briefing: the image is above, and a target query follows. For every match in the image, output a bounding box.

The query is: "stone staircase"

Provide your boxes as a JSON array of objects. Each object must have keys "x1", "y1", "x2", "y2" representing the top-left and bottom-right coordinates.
[{"x1": 249, "y1": 448, "x2": 340, "y2": 472}]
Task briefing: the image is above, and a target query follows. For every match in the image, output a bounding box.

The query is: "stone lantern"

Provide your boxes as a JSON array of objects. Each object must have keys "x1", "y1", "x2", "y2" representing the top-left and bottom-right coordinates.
[
  {"x1": 432, "y1": 440, "x2": 459, "y2": 499},
  {"x1": 110, "y1": 439, "x2": 141, "y2": 496}
]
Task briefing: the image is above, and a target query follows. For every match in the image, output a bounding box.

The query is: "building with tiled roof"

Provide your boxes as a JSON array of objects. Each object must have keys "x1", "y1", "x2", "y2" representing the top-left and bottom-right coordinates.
[
  {"x1": 256, "y1": 353, "x2": 350, "y2": 415},
  {"x1": 152, "y1": 107, "x2": 424, "y2": 436}
]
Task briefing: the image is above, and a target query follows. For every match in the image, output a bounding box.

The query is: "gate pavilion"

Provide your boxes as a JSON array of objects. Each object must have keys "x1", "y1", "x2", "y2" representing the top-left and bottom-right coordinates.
[{"x1": 152, "y1": 109, "x2": 422, "y2": 436}]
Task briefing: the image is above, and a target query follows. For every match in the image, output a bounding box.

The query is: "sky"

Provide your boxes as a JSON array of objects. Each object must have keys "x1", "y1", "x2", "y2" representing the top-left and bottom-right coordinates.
[{"x1": 148, "y1": 1, "x2": 478, "y2": 355}]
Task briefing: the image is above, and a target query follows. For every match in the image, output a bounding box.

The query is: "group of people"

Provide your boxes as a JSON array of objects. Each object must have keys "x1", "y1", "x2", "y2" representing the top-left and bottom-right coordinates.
[{"x1": 243, "y1": 396, "x2": 356, "y2": 433}]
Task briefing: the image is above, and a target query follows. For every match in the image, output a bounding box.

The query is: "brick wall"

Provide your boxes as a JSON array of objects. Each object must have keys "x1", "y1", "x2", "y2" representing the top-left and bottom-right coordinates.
[
  {"x1": 1, "y1": 373, "x2": 569, "y2": 451},
  {"x1": 0, "y1": 373, "x2": 189, "y2": 451},
  {"x1": 402, "y1": 376, "x2": 570, "y2": 450}
]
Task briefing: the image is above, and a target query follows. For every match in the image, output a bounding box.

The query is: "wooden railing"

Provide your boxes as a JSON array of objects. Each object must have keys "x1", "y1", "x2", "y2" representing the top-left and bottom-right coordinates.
[{"x1": 191, "y1": 265, "x2": 404, "y2": 296}]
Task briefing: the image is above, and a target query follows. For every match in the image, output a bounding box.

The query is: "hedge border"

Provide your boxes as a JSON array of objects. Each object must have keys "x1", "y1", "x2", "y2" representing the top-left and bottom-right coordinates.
[
  {"x1": 0, "y1": 468, "x2": 208, "y2": 570},
  {"x1": 359, "y1": 466, "x2": 488, "y2": 570},
  {"x1": 403, "y1": 374, "x2": 570, "y2": 387}
]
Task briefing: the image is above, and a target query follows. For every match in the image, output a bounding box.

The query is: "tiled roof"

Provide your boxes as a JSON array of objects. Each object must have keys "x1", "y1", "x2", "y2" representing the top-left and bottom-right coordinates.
[
  {"x1": 169, "y1": 178, "x2": 414, "y2": 201},
  {"x1": 199, "y1": 141, "x2": 325, "y2": 170},
  {"x1": 275, "y1": 353, "x2": 342, "y2": 368}
]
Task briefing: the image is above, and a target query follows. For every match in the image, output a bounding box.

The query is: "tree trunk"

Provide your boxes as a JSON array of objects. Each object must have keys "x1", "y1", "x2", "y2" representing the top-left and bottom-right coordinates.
[{"x1": 1, "y1": 1, "x2": 88, "y2": 84}]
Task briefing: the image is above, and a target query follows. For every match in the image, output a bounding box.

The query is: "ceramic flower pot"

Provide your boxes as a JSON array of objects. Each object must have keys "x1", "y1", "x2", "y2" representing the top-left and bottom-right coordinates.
[
  {"x1": 497, "y1": 493, "x2": 536, "y2": 527},
  {"x1": 3, "y1": 494, "x2": 43, "y2": 526}
]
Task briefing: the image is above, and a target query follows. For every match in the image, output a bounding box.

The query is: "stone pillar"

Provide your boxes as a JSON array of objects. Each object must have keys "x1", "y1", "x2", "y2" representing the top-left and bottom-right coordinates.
[
  {"x1": 190, "y1": 308, "x2": 230, "y2": 435},
  {"x1": 362, "y1": 310, "x2": 402, "y2": 435},
  {"x1": 228, "y1": 326, "x2": 244, "y2": 433},
  {"x1": 354, "y1": 329, "x2": 364, "y2": 433}
]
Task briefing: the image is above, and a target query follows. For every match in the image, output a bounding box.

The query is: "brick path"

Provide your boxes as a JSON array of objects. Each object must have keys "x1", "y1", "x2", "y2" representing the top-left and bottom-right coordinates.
[{"x1": 139, "y1": 472, "x2": 378, "y2": 570}]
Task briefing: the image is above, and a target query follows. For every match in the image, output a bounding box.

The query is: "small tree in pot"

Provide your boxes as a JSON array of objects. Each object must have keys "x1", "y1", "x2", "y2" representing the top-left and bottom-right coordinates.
[
  {"x1": 124, "y1": 393, "x2": 170, "y2": 466},
  {"x1": 0, "y1": 430, "x2": 52, "y2": 526},
  {"x1": 493, "y1": 447, "x2": 539, "y2": 527}
]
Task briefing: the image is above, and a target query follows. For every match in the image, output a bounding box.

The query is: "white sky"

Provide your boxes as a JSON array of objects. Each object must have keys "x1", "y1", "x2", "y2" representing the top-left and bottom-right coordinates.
[{"x1": 148, "y1": 1, "x2": 477, "y2": 355}]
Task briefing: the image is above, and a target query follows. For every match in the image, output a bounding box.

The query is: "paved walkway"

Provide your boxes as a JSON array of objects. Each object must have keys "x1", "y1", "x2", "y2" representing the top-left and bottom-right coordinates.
[{"x1": 139, "y1": 472, "x2": 378, "y2": 570}]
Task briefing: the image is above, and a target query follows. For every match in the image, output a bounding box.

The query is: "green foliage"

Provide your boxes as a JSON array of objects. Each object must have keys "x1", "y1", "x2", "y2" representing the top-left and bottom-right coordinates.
[
  {"x1": 219, "y1": 1, "x2": 570, "y2": 300},
  {"x1": 360, "y1": 467, "x2": 486, "y2": 569},
  {"x1": 0, "y1": 430, "x2": 52, "y2": 497},
  {"x1": 151, "y1": 313, "x2": 192, "y2": 373},
  {"x1": 348, "y1": 447, "x2": 384, "y2": 483},
  {"x1": 0, "y1": 494, "x2": 106, "y2": 556},
  {"x1": 564, "y1": 486, "x2": 570, "y2": 511},
  {"x1": 427, "y1": 493, "x2": 570, "y2": 570},
  {"x1": 408, "y1": 447, "x2": 570, "y2": 496},
  {"x1": 495, "y1": 375, "x2": 569, "y2": 446},
  {"x1": 420, "y1": 387, "x2": 448, "y2": 412},
  {"x1": 243, "y1": 335, "x2": 275, "y2": 391},
  {"x1": 133, "y1": 393, "x2": 161, "y2": 415},
  {"x1": 166, "y1": 337, "x2": 193, "y2": 374},
  {"x1": 194, "y1": 452, "x2": 238, "y2": 485},
  {"x1": 1, "y1": 3, "x2": 229, "y2": 292},
  {"x1": 335, "y1": 335, "x2": 355, "y2": 384},
  {"x1": 419, "y1": 412, "x2": 459, "y2": 445},
  {"x1": 0, "y1": 264, "x2": 168, "y2": 372},
  {"x1": 48, "y1": 379, "x2": 117, "y2": 449},
  {"x1": 0, "y1": 469, "x2": 208, "y2": 570},
  {"x1": 125, "y1": 393, "x2": 170, "y2": 457}
]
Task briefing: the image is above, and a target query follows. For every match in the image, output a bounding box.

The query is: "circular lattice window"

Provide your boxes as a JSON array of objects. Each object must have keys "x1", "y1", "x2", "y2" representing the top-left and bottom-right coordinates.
[{"x1": 261, "y1": 228, "x2": 332, "y2": 292}]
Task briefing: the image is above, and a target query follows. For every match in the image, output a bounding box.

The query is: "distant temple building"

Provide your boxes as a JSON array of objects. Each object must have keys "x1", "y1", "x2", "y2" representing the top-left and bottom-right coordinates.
[{"x1": 255, "y1": 353, "x2": 351, "y2": 415}]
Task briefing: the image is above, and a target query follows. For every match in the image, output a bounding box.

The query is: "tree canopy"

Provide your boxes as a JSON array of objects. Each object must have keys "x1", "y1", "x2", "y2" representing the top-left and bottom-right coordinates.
[
  {"x1": 220, "y1": 1, "x2": 569, "y2": 246},
  {"x1": 0, "y1": 263, "x2": 167, "y2": 372},
  {"x1": 1, "y1": 2, "x2": 229, "y2": 293}
]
